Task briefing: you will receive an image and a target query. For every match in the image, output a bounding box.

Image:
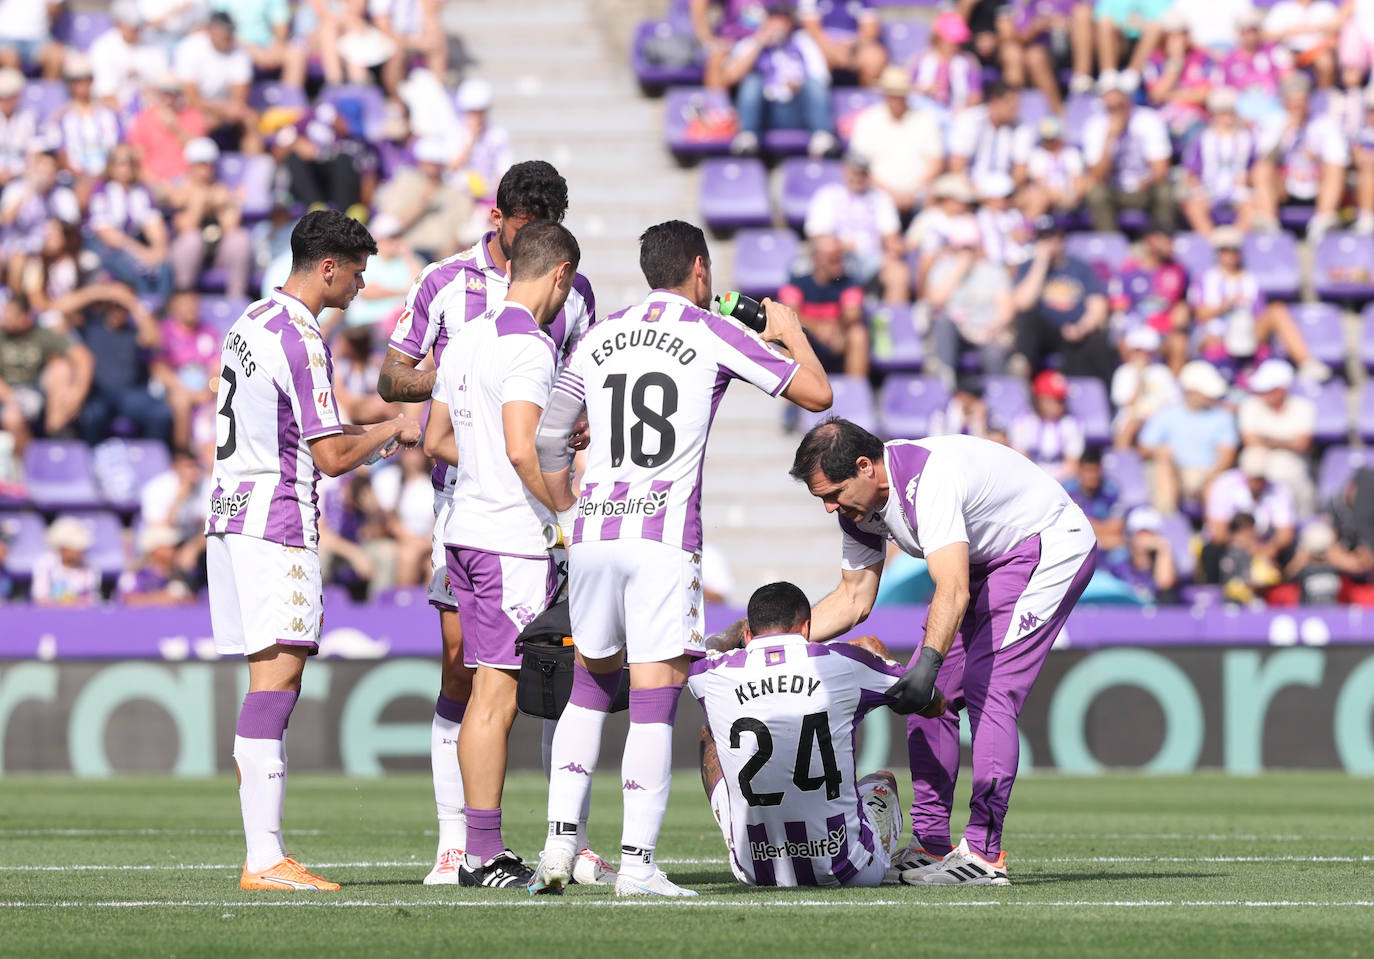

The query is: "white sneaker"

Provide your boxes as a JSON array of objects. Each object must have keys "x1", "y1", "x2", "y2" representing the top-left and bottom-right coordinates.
[
  {"x1": 884, "y1": 842, "x2": 944, "y2": 884},
  {"x1": 1355, "y1": 213, "x2": 1374, "y2": 235},
  {"x1": 807, "y1": 130, "x2": 837, "y2": 158},
  {"x1": 1307, "y1": 212, "x2": 1336, "y2": 243},
  {"x1": 730, "y1": 131, "x2": 759, "y2": 155},
  {"x1": 527, "y1": 846, "x2": 573, "y2": 896},
  {"x1": 614, "y1": 869, "x2": 699, "y2": 898},
  {"x1": 423, "y1": 847, "x2": 463, "y2": 886},
  {"x1": 913, "y1": 838, "x2": 1010, "y2": 886},
  {"x1": 1068, "y1": 73, "x2": 1095, "y2": 95},
  {"x1": 1298, "y1": 357, "x2": 1333, "y2": 383},
  {"x1": 571, "y1": 848, "x2": 618, "y2": 885},
  {"x1": 858, "y1": 771, "x2": 902, "y2": 855}
]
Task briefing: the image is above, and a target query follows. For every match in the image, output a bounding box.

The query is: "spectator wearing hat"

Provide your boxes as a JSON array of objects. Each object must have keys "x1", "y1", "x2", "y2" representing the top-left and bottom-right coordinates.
[
  {"x1": 1083, "y1": 76, "x2": 1175, "y2": 231},
  {"x1": 1218, "y1": 8, "x2": 1294, "y2": 120},
  {"x1": 51, "y1": 52, "x2": 121, "y2": 200},
  {"x1": 975, "y1": 172, "x2": 1032, "y2": 268},
  {"x1": 1139, "y1": 359, "x2": 1238, "y2": 513},
  {"x1": 0, "y1": 0, "x2": 64, "y2": 79},
  {"x1": 0, "y1": 291, "x2": 91, "y2": 455},
  {"x1": 777, "y1": 235, "x2": 869, "y2": 377},
  {"x1": 1010, "y1": 369, "x2": 1086, "y2": 482},
  {"x1": 1010, "y1": 215, "x2": 1116, "y2": 387},
  {"x1": 911, "y1": 11, "x2": 983, "y2": 113},
  {"x1": 32, "y1": 517, "x2": 101, "y2": 606},
  {"x1": 803, "y1": 151, "x2": 907, "y2": 303},
  {"x1": 451, "y1": 78, "x2": 512, "y2": 207},
  {"x1": 923, "y1": 218, "x2": 1015, "y2": 385},
  {"x1": 947, "y1": 82, "x2": 1032, "y2": 196},
  {"x1": 795, "y1": 0, "x2": 887, "y2": 86},
  {"x1": 847, "y1": 65, "x2": 943, "y2": 216},
  {"x1": 151, "y1": 289, "x2": 217, "y2": 450},
  {"x1": 118, "y1": 525, "x2": 194, "y2": 606},
  {"x1": 1264, "y1": 0, "x2": 1341, "y2": 88},
  {"x1": 89, "y1": 2, "x2": 171, "y2": 112},
  {"x1": 87, "y1": 144, "x2": 172, "y2": 302},
  {"x1": 374, "y1": 136, "x2": 473, "y2": 261},
  {"x1": 126, "y1": 72, "x2": 209, "y2": 187},
  {"x1": 1181, "y1": 87, "x2": 1257, "y2": 237},
  {"x1": 723, "y1": 4, "x2": 835, "y2": 159},
  {"x1": 1094, "y1": 1, "x2": 1171, "y2": 93},
  {"x1": 1142, "y1": 12, "x2": 1216, "y2": 147},
  {"x1": 1204, "y1": 445, "x2": 1297, "y2": 566},
  {"x1": 0, "y1": 69, "x2": 37, "y2": 193},
  {"x1": 1189, "y1": 226, "x2": 1328, "y2": 380},
  {"x1": 372, "y1": 0, "x2": 447, "y2": 95},
  {"x1": 173, "y1": 10, "x2": 257, "y2": 151},
  {"x1": 1251, "y1": 73, "x2": 1346, "y2": 239},
  {"x1": 1111, "y1": 324, "x2": 1182, "y2": 447},
  {"x1": 167, "y1": 137, "x2": 254, "y2": 299},
  {"x1": 1065, "y1": 447, "x2": 1129, "y2": 553},
  {"x1": 1108, "y1": 505, "x2": 1181, "y2": 603},
  {"x1": 1023, "y1": 116, "x2": 1086, "y2": 220},
  {"x1": 1238, "y1": 358, "x2": 1317, "y2": 515},
  {"x1": 209, "y1": 0, "x2": 306, "y2": 88},
  {"x1": 278, "y1": 99, "x2": 380, "y2": 219},
  {"x1": 73, "y1": 286, "x2": 172, "y2": 447}
]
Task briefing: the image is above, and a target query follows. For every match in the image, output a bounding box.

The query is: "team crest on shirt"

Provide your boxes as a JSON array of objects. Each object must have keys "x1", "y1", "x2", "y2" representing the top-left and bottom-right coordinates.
[{"x1": 510, "y1": 603, "x2": 537, "y2": 627}]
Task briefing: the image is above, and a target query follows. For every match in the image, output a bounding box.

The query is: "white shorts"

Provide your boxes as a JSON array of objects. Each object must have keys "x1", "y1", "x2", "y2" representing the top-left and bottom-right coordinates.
[
  {"x1": 427, "y1": 489, "x2": 458, "y2": 611},
  {"x1": 207, "y1": 533, "x2": 323, "y2": 657},
  {"x1": 567, "y1": 538, "x2": 704, "y2": 664}
]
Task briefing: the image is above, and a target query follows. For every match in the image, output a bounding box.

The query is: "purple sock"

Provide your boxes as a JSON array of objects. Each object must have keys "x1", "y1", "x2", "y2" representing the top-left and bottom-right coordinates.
[
  {"x1": 627, "y1": 685, "x2": 681, "y2": 725},
  {"x1": 435, "y1": 693, "x2": 466, "y2": 723},
  {"x1": 568, "y1": 664, "x2": 621, "y2": 711},
  {"x1": 235, "y1": 690, "x2": 298, "y2": 740},
  {"x1": 464, "y1": 806, "x2": 503, "y2": 862}
]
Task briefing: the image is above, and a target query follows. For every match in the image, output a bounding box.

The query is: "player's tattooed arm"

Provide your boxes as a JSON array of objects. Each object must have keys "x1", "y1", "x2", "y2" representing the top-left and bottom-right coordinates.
[
  {"x1": 704, "y1": 617, "x2": 748, "y2": 652},
  {"x1": 376, "y1": 348, "x2": 437, "y2": 403},
  {"x1": 699, "y1": 724, "x2": 723, "y2": 797}
]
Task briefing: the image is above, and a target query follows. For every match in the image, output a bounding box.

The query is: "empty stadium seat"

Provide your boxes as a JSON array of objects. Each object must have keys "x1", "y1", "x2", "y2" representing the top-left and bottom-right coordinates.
[
  {"x1": 0, "y1": 512, "x2": 49, "y2": 579},
  {"x1": 761, "y1": 127, "x2": 810, "y2": 157},
  {"x1": 779, "y1": 157, "x2": 842, "y2": 229},
  {"x1": 200, "y1": 296, "x2": 250, "y2": 334},
  {"x1": 1360, "y1": 304, "x2": 1374, "y2": 369},
  {"x1": 664, "y1": 87, "x2": 734, "y2": 157},
  {"x1": 1017, "y1": 89, "x2": 1050, "y2": 129},
  {"x1": 1064, "y1": 231, "x2": 1129, "y2": 272},
  {"x1": 1159, "y1": 511, "x2": 1197, "y2": 580},
  {"x1": 317, "y1": 84, "x2": 388, "y2": 141},
  {"x1": 21, "y1": 80, "x2": 67, "y2": 123},
  {"x1": 982, "y1": 374, "x2": 1030, "y2": 428},
  {"x1": 1066, "y1": 376, "x2": 1111, "y2": 446},
  {"x1": 1313, "y1": 231, "x2": 1374, "y2": 302},
  {"x1": 1063, "y1": 94, "x2": 1102, "y2": 147},
  {"x1": 1292, "y1": 378, "x2": 1350, "y2": 444},
  {"x1": 881, "y1": 20, "x2": 930, "y2": 66},
  {"x1": 23, "y1": 440, "x2": 100, "y2": 512},
  {"x1": 1101, "y1": 448, "x2": 1147, "y2": 507},
  {"x1": 217, "y1": 153, "x2": 276, "y2": 221},
  {"x1": 869, "y1": 303, "x2": 924, "y2": 374},
  {"x1": 731, "y1": 228, "x2": 800, "y2": 299},
  {"x1": 94, "y1": 439, "x2": 172, "y2": 513},
  {"x1": 1243, "y1": 231, "x2": 1300, "y2": 300},
  {"x1": 57, "y1": 10, "x2": 112, "y2": 50},
  {"x1": 878, "y1": 374, "x2": 948, "y2": 438},
  {"x1": 1283, "y1": 302, "x2": 1345, "y2": 369},
  {"x1": 700, "y1": 158, "x2": 771, "y2": 232},
  {"x1": 1171, "y1": 231, "x2": 1215, "y2": 281},
  {"x1": 1318, "y1": 445, "x2": 1371, "y2": 500},
  {"x1": 798, "y1": 374, "x2": 876, "y2": 434},
  {"x1": 57, "y1": 511, "x2": 126, "y2": 580}
]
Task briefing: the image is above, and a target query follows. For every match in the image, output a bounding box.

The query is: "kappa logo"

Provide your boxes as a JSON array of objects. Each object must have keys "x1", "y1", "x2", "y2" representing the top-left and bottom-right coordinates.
[
  {"x1": 689, "y1": 578, "x2": 700, "y2": 591},
  {"x1": 308, "y1": 352, "x2": 326, "y2": 368},
  {"x1": 284, "y1": 546, "x2": 305, "y2": 555},
  {"x1": 466, "y1": 275, "x2": 485, "y2": 292},
  {"x1": 689, "y1": 606, "x2": 698, "y2": 618},
  {"x1": 289, "y1": 617, "x2": 307, "y2": 633},
  {"x1": 560, "y1": 762, "x2": 590, "y2": 776},
  {"x1": 622, "y1": 780, "x2": 646, "y2": 791},
  {"x1": 904, "y1": 473, "x2": 921, "y2": 509},
  {"x1": 287, "y1": 565, "x2": 307, "y2": 580},
  {"x1": 691, "y1": 552, "x2": 701, "y2": 564},
  {"x1": 690, "y1": 630, "x2": 703, "y2": 645},
  {"x1": 1018, "y1": 611, "x2": 1041, "y2": 634},
  {"x1": 290, "y1": 591, "x2": 308, "y2": 607}
]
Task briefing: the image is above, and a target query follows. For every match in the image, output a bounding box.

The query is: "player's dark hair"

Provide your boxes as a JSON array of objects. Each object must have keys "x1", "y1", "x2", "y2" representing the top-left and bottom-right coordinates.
[
  {"x1": 789, "y1": 417, "x2": 886, "y2": 484},
  {"x1": 639, "y1": 220, "x2": 710, "y2": 291},
  {"x1": 289, "y1": 209, "x2": 377, "y2": 274},
  {"x1": 509, "y1": 220, "x2": 581, "y2": 281},
  {"x1": 747, "y1": 582, "x2": 812, "y2": 636},
  {"x1": 495, "y1": 160, "x2": 569, "y2": 223}
]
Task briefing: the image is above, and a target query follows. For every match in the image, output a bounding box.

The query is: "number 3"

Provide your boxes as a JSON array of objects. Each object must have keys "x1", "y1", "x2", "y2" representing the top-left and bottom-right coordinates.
[{"x1": 216, "y1": 366, "x2": 237, "y2": 460}]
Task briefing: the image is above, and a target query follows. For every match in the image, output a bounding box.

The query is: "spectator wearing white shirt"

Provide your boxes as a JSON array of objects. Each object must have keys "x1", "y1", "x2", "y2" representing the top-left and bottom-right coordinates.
[
  {"x1": 1011, "y1": 370, "x2": 1085, "y2": 483},
  {"x1": 1238, "y1": 358, "x2": 1317, "y2": 515},
  {"x1": 904, "y1": 172, "x2": 981, "y2": 293},
  {"x1": 947, "y1": 82, "x2": 1032, "y2": 195},
  {"x1": 372, "y1": 0, "x2": 446, "y2": 96},
  {"x1": 846, "y1": 66, "x2": 942, "y2": 216},
  {"x1": 1342, "y1": 0, "x2": 1374, "y2": 91},
  {"x1": 1252, "y1": 72, "x2": 1347, "y2": 239},
  {"x1": 50, "y1": 53, "x2": 121, "y2": 198},
  {"x1": 1082, "y1": 77, "x2": 1175, "y2": 232},
  {"x1": 208, "y1": 0, "x2": 305, "y2": 88},
  {"x1": 0, "y1": 0, "x2": 64, "y2": 79},
  {"x1": 1022, "y1": 116, "x2": 1085, "y2": 221},
  {"x1": 1110, "y1": 325, "x2": 1181, "y2": 448},
  {"x1": 1264, "y1": 0, "x2": 1341, "y2": 88},
  {"x1": 0, "y1": 69, "x2": 37, "y2": 190},
  {"x1": 1205, "y1": 446, "x2": 1297, "y2": 559},
  {"x1": 31, "y1": 517, "x2": 101, "y2": 607},
  {"x1": 974, "y1": 172, "x2": 1031, "y2": 269},
  {"x1": 173, "y1": 10, "x2": 257, "y2": 151},
  {"x1": 86, "y1": 144, "x2": 171, "y2": 301},
  {"x1": 89, "y1": 1, "x2": 171, "y2": 113},
  {"x1": 803, "y1": 152, "x2": 907, "y2": 303},
  {"x1": 1181, "y1": 87, "x2": 1257, "y2": 237}
]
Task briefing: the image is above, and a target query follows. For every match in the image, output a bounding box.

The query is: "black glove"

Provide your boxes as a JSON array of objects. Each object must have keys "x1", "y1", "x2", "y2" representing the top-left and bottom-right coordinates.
[{"x1": 885, "y1": 646, "x2": 944, "y2": 715}]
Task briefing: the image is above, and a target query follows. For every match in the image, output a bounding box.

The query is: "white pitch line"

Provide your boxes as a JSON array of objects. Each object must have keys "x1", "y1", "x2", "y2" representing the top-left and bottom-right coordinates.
[{"x1": 1, "y1": 899, "x2": 1372, "y2": 910}]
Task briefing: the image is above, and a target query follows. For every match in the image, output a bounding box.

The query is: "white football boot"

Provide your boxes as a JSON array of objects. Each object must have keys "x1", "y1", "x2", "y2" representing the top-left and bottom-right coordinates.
[
  {"x1": 614, "y1": 869, "x2": 699, "y2": 898},
  {"x1": 911, "y1": 838, "x2": 1010, "y2": 886},
  {"x1": 571, "y1": 848, "x2": 618, "y2": 885}
]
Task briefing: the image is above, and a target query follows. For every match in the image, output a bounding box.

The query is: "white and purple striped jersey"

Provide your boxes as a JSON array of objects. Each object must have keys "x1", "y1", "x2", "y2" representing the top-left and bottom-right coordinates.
[
  {"x1": 1183, "y1": 126, "x2": 1256, "y2": 202},
  {"x1": 552, "y1": 290, "x2": 798, "y2": 554},
  {"x1": 687, "y1": 633, "x2": 902, "y2": 887},
  {"x1": 387, "y1": 231, "x2": 596, "y2": 493},
  {"x1": 1081, "y1": 106, "x2": 1172, "y2": 193},
  {"x1": 947, "y1": 107, "x2": 1033, "y2": 185},
  {"x1": 432, "y1": 303, "x2": 556, "y2": 557},
  {"x1": 50, "y1": 104, "x2": 121, "y2": 178},
  {"x1": 1026, "y1": 142, "x2": 1084, "y2": 197},
  {"x1": 1189, "y1": 265, "x2": 1263, "y2": 315},
  {"x1": 88, "y1": 179, "x2": 161, "y2": 237},
  {"x1": 203, "y1": 288, "x2": 343, "y2": 550}
]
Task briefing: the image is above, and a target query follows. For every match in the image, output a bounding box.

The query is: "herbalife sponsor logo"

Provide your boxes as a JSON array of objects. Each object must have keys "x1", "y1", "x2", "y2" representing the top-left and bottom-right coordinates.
[
  {"x1": 750, "y1": 825, "x2": 846, "y2": 863},
  {"x1": 580, "y1": 488, "x2": 668, "y2": 518},
  {"x1": 210, "y1": 490, "x2": 251, "y2": 517}
]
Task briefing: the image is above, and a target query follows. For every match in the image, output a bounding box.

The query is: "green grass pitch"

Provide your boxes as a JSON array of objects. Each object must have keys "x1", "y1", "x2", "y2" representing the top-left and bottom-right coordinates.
[{"x1": 1, "y1": 772, "x2": 1371, "y2": 958}]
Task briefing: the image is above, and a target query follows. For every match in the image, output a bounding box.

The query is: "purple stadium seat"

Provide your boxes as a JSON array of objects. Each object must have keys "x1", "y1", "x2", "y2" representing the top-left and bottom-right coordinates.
[
  {"x1": 0, "y1": 512, "x2": 48, "y2": 578},
  {"x1": 317, "y1": 84, "x2": 387, "y2": 141},
  {"x1": 882, "y1": 20, "x2": 930, "y2": 66},
  {"x1": 1064, "y1": 231, "x2": 1129, "y2": 272},
  {"x1": 58, "y1": 11, "x2": 113, "y2": 51},
  {"x1": 731, "y1": 228, "x2": 801, "y2": 299},
  {"x1": 799, "y1": 374, "x2": 876, "y2": 433},
  {"x1": 870, "y1": 304, "x2": 924, "y2": 374},
  {"x1": 200, "y1": 296, "x2": 250, "y2": 335},
  {"x1": 1017, "y1": 89, "x2": 1050, "y2": 129},
  {"x1": 1291, "y1": 378, "x2": 1350, "y2": 444},
  {"x1": 1116, "y1": 209, "x2": 1150, "y2": 235},
  {"x1": 878, "y1": 374, "x2": 948, "y2": 438},
  {"x1": 1279, "y1": 302, "x2": 1345, "y2": 369},
  {"x1": 249, "y1": 81, "x2": 310, "y2": 112},
  {"x1": 1172, "y1": 231, "x2": 1215, "y2": 281},
  {"x1": 632, "y1": 19, "x2": 703, "y2": 90},
  {"x1": 832, "y1": 87, "x2": 881, "y2": 142},
  {"x1": 23, "y1": 440, "x2": 100, "y2": 512},
  {"x1": 217, "y1": 153, "x2": 276, "y2": 221},
  {"x1": 982, "y1": 374, "x2": 1030, "y2": 428},
  {"x1": 1101, "y1": 448, "x2": 1147, "y2": 507},
  {"x1": 761, "y1": 128, "x2": 810, "y2": 157},
  {"x1": 57, "y1": 511, "x2": 126, "y2": 580},
  {"x1": 1063, "y1": 94, "x2": 1103, "y2": 147},
  {"x1": 1158, "y1": 511, "x2": 1197, "y2": 580},
  {"x1": 779, "y1": 157, "x2": 842, "y2": 229},
  {"x1": 1066, "y1": 376, "x2": 1111, "y2": 445},
  {"x1": 700, "y1": 158, "x2": 771, "y2": 232},
  {"x1": 21, "y1": 80, "x2": 68, "y2": 123},
  {"x1": 1361, "y1": 304, "x2": 1374, "y2": 369},
  {"x1": 1243, "y1": 231, "x2": 1300, "y2": 300},
  {"x1": 1359, "y1": 383, "x2": 1374, "y2": 441},
  {"x1": 1318, "y1": 445, "x2": 1372, "y2": 500},
  {"x1": 94, "y1": 439, "x2": 172, "y2": 513},
  {"x1": 664, "y1": 87, "x2": 734, "y2": 157},
  {"x1": 1313, "y1": 231, "x2": 1374, "y2": 302},
  {"x1": 1278, "y1": 205, "x2": 1314, "y2": 232}
]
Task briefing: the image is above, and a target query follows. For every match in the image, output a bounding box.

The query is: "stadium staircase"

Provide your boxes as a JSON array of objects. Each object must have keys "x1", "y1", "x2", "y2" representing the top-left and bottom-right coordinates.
[{"x1": 442, "y1": 0, "x2": 837, "y2": 604}]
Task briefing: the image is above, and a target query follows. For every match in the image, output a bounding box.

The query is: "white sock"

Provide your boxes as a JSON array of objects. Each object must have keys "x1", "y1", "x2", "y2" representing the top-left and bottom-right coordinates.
[
  {"x1": 431, "y1": 711, "x2": 465, "y2": 854},
  {"x1": 543, "y1": 717, "x2": 593, "y2": 851},
  {"x1": 619, "y1": 720, "x2": 674, "y2": 880},
  {"x1": 545, "y1": 702, "x2": 607, "y2": 855},
  {"x1": 234, "y1": 735, "x2": 287, "y2": 873}
]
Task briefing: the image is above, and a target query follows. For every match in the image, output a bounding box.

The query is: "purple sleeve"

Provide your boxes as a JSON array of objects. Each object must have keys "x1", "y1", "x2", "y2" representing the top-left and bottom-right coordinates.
[
  {"x1": 702, "y1": 312, "x2": 800, "y2": 397},
  {"x1": 388, "y1": 262, "x2": 457, "y2": 361},
  {"x1": 284, "y1": 329, "x2": 343, "y2": 441}
]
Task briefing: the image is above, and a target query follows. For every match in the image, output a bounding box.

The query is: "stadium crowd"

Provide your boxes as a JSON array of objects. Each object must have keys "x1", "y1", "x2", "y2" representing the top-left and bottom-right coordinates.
[{"x1": 639, "y1": 0, "x2": 1374, "y2": 607}]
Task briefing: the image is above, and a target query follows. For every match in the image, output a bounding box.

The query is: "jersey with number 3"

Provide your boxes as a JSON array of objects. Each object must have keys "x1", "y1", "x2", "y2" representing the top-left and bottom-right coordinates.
[
  {"x1": 687, "y1": 634, "x2": 902, "y2": 886},
  {"x1": 552, "y1": 290, "x2": 798, "y2": 553},
  {"x1": 204, "y1": 288, "x2": 343, "y2": 550}
]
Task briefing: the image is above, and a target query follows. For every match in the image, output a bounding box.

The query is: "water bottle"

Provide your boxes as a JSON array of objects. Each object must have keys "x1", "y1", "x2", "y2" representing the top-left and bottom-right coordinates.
[{"x1": 714, "y1": 291, "x2": 768, "y2": 333}]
